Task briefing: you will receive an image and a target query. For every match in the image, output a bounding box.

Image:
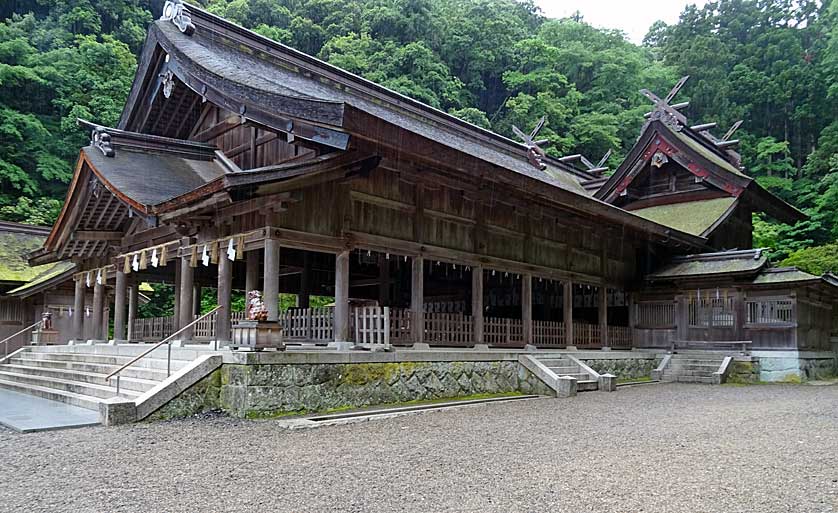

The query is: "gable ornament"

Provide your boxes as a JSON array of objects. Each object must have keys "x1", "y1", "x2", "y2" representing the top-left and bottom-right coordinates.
[
  {"x1": 90, "y1": 126, "x2": 115, "y2": 157},
  {"x1": 161, "y1": 0, "x2": 195, "y2": 36}
]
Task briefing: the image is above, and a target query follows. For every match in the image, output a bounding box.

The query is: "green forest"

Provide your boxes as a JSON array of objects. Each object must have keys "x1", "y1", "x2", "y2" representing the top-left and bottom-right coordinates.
[{"x1": 1, "y1": 0, "x2": 836, "y2": 273}]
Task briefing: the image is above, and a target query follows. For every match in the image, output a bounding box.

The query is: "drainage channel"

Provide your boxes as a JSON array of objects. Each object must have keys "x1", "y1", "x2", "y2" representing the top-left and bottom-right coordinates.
[{"x1": 306, "y1": 395, "x2": 540, "y2": 423}]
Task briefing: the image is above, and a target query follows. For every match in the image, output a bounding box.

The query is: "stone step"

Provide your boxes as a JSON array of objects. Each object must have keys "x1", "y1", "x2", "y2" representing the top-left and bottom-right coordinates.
[
  {"x1": 577, "y1": 380, "x2": 599, "y2": 392},
  {"x1": 670, "y1": 358, "x2": 726, "y2": 365},
  {"x1": 0, "y1": 378, "x2": 102, "y2": 411},
  {"x1": 546, "y1": 365, "x2": 581, "y2": 375},
  {"x1": 663, "y1": 369, "x2": 715, "y2": 378},
  {"x1": 18, "y1": 351, "x2": 190, "y2": 372},
  {"x1": 675, "y1": 375, "x2": 715, "y2": 384},
  {"x1": 669, "y1": 363, "x2": 722, "y2": 371},
  {"x1": 10, "y1": 355, "x2": 170, "y2": 381},
  {"x1": 548, "y1": 371, "x2": 591, "y2": 381},
  {"x1": 0, "y1": 370, "x2": 140, "y2": 400},
  {"x1": 536, "y1": 358, "x2": 574, "y2": 367},
  {"x1": 0, "y1": 364, "x2": 160, "y2": 393}
]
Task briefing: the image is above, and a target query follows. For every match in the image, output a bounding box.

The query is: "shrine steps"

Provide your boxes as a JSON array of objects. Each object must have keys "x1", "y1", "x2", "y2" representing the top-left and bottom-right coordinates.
[
  {"x1": 0, "y1": 345, "x2": 219, "y2": 427},
  {"x1": 659, "y1": 354, "x2": 729, "y2": 384},
  {"x1": 537, "y1": 357, "x2": 600, "y2": 391}
]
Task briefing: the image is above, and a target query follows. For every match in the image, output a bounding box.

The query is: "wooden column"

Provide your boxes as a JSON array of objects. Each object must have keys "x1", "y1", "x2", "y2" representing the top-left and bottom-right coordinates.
[
  {"x1": 333, "y1": 250, "x2": 350, "y2": 343},
  {"x1": 298, "y1": 252, "x2": 311, "y2": 308},
  {"x1": 179, "y1": 254, "x2": 195, "y2": 341},
  {"x1": 245, "y1": 250, "x2": 259, "y2": 293},
  {"x1": 378, "y1": 254, "x2": 390, "y2": 306},
  {"x1": 216, "y1": 254, "x2": 233, "y2": 344},
  {"x1": 113, "y1": 270, "x2": 127, "y2": 342},
  {"x1": 564, "y1": 281, "x2": 574, "y2": 347},
  {"x1": 173, "y1": 262, "x2": 182, "y2": 331},
  {"x1": 127, "y1": 283, "x2": 138, "y2": 342},
  {"x1": 193, "y1": 284, "x2": 202, "y2": 316},
  {"x1": 263, "y1": 239, "x2": 280, "y2": 321},
  {"x1": 411, "y1": 256, "x2": 425, "y2": 347},
  {"x1": 92, "y1": 280, "x2": 105, "y2": 341},
  {"x1": 472, "y1": 265, "x2": 484, "y2": 346},
  {"x1": 72, "y1": 275, "x2": 85, "y2": 341},
  {"x1": 599, "y1": 285, "x2": 609, "y2": 349},
  {"x1": 522, "y1": 273, "x2": 533, "y2": 345}
]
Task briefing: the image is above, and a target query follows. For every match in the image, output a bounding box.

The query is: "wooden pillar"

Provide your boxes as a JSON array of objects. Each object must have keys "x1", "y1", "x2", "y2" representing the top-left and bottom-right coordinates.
[
  {"x1": 216, "y1": 254, "x2": 233, "y2": 344},
  {"x1": 411, "y1": 256, "x2": 425, "y2": 347},
  {"x1": 192, "y1": 284, "x2": 202, "y2": 316},
  {"x1": 522, "y1": 273, "x2": 533, "y2": 345},
  {"x1": 127, "y1": 283, "x2": 138, "y2": 342},
  {"x1": 173, "y1": 261, "x2": 182, "y2": 331},
  {"x1": 378, "y1": 254, "x2": 390, "y2": 307},
  {"x1": 179, "y1": 254, "x2": 195, "y2": 341},
  {"x1": 113, "y1": 270, "x2": 127, "y2": 342},
  {"x1": 599, "y1": 285, "x2": 609, "y2": 349},
  {"x1": 263, "y1": 239, "x2": 280, "y2": 321},
  {"x1": 564, "y1": 281, "x2": 574, "y2": 347},
  {"x1": 627, "y1": 292, "x2": 636, "y2": 348},
  {"x1": 298, "y1": 252, "x2": 311, "y2": 308},
  {"x1": 472, "y1": 265, "x2": 484, "y2": 346},
  {"x1": 92, "y1": 280, "x2": 105, "y2": 341},
  {"x1": 72, "y1": 275, "x2": 85, "y2": 341},
  {"x1": 333, "y1": 250, "x2": 350, "y2": 344},
  {"x1": 245, "y1": 250, "x2": 259, "y2": 293}
]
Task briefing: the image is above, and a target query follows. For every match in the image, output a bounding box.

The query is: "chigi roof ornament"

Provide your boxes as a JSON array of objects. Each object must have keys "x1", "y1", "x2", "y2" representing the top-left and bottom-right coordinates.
[
  {"x1": 640, "y1": 75, "x2": 690, "y2": 130},
  {"x1": 161, "y1": 0, "x2": 195, "y2": 35},
  {"x1": 512, "y1": 116, "x2": 549, "y2": 170}
]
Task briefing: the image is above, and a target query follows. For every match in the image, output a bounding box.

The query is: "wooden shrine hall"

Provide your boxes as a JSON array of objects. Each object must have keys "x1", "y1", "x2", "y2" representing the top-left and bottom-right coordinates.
[{"x1": 29, "y1": 1, "x2": 838, "y2": 353}]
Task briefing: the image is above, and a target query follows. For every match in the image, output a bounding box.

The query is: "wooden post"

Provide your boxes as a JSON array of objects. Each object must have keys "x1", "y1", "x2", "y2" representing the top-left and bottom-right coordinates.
[
  {"x1": 564, "y1": 281, "x2": 574, "y2": 347},
  {"x1": 173, "y1": 261, "x2": 182, "y2": 331},
  {"x1": 332, "y1": 250, "x2": 351, "y2": 346},
  {"x1": 72, "y1": 275, "x2": 85, "y2": 341},
  {"x1": 127, "y1": 283, "x2": 138, "y2": 342},
  {"x1": 92, "y1": 280, "x2": 105, "y2": 341},
  {"x1": 472, "y1": 265, "x2": 484, "y2": 347},
  {"x1": 298, "y1": 252, "x2": 311, "y2": 308},
  {"x1": 192, "y1": 284, "x2": 202, "y2": 316},
  {"x1": 178, "y1": 254, "x2": 194, "y2": 342},
  {"x1": 411, "y1": 256, "x2": 426, "y2": 348},
  {"x1": 627, "y1": 292, "x2": 636, "y2": 349},
  {"x1": 522, "y1": 273, "x2": 533, "y2": 346},
  {"x1": 599, "y1": 285, "x2": 609, "y2": 349},
  {"x1": 216, "y1": 253, "x2": 233, "y2": 345},
  {"x1": 263, "y1": 238, "x2": 280, "y2": 321},
  {"x1": 378, "y1": 254, "x2": 390, "y2": 307},
  {"x1": 113, "y1": 270, "x2": 127, "y2": 342},
  {"x1": 245, "y1": 250, "x2": 259, "y2": 293}
]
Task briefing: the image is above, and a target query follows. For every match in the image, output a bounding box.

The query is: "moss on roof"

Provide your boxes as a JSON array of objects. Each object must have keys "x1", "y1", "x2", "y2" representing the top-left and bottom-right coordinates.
[
  {"x1": 7, "y1": 261, "x2": 75, "y2": 296},
  {"x1": 648, "y1": 249, "x2": 767, "y2": 280},
  {"x1": 671, "y1": 130, "x2": 747, "y2": 178},
  {"x1": 752, "y1": 268, "x2": 819, "y2": 285},
  {"x1": 630, "y1": 197, "x2": 736, "y2": 236},
  {"x1": 0, "y1": 230, "x2": 55, "y2": 283}
]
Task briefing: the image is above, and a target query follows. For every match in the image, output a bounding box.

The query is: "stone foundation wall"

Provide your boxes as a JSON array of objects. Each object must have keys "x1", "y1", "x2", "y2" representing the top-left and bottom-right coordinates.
[
  {"x1": 726, "y1": 361, "x2": 761, "y2": 384},
  {"x1": 582, "y1": 357, "x2": 659, "y2": 380},
  {"x1": 757, "y1": 354, "x2": 837, "y2": 382},
  {"x1": 146, "y1": 359, "x2": 555, "y2": 420}
]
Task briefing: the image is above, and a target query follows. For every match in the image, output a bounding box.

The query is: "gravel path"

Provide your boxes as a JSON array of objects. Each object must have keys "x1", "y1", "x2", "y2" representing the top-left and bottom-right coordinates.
[{"x1": 1, "y1": 383, "x2": 837, "y2": 513}]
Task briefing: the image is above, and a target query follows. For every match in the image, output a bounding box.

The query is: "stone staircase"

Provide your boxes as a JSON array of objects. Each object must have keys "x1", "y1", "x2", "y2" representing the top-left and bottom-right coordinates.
[
  {"x1": 660, "y1": 353, "x2": 728, "y2": 384},
  {"x1": 0, "y1": 345, "x2": 214, "y2": 422},
  {"x1": 533, "y1": 355, "x2": 600, "y2": 392}
]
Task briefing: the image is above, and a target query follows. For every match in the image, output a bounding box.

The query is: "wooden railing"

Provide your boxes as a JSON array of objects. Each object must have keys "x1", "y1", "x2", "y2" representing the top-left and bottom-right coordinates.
[
  {"x1": 280, "y1": 307, "x2": 335, "y2": 343},
  {"x1": 425, "y1": 312, "x2": 474, "y2": 346},
  {"x1": 389, "y1": 308, "x2": 412, "y2": 345},
  {"x1": 635, "y1": 301, "x2": 676, "y2": 329},
  {"x1": 745, "y1": 298, "x2": 794, "y2": 326},
  {"x1": 353, "y1": 306, "x2": 391, "y2": 349},
  {"x1": 608, "y1": 325, "x2": 632, "y2": 349},
  {"x1": 132, "y1": 316, "x2": 176, "y2": 342},
  {"x1": 485, "y1": 316, "x2": 524, "y2": 347},
  {"x1": 573, "y1": 322, "x2": 601, "y2": 349},
  {"x1": 532, "y1": 320, "x2": 565, "y2": 348}
]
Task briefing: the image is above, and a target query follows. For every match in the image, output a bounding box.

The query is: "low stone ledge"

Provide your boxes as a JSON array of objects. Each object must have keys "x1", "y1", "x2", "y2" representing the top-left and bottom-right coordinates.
[
  {"x1": 135, "y1": 354, "x2": 223, "y2": 420},
  {"x1": 99, "y1": 397, "x2": 136, "y2": 426},
  {"x1": 598, "y1": 374, "x2": 616, "y2": 392},
  {"x1": 556, "y1": 376, "x2": 577, "y2": 398}
]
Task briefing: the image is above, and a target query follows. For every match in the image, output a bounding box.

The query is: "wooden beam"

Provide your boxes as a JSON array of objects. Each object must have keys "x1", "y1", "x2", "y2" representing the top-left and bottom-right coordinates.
[
  {"x1": 193, "y1": 115, "x2": 242, "y2": 143},
  {"x1": 72, "y1": 231, "x2": 123, "y2": 241}
]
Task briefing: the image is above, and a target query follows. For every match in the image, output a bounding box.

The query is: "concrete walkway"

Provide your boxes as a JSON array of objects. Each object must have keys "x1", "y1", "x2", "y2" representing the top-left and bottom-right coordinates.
[{"x1": 0, "y1": 388, "x2": 99, "y2": 432}]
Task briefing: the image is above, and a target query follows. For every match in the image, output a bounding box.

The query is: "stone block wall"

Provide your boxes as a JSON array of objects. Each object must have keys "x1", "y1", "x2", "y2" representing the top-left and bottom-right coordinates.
[
  {"x1": 145, "y1": 359, "x2": 555, "y2": 420},
  {"x1": 757, "y1": 355, "x2": 837, "y2": 382},
  {"x1": 582, "y1": 357, "x2": 659, "y2": 381}
]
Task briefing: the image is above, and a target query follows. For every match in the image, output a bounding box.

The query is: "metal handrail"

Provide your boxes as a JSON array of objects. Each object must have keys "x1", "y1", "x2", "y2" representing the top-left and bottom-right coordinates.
[
  {"x1": 106, "y1": 306, "x2": 223, "y2": 394},
  {"x1": 1, "y1": 321, "x2": 42, "y2": 360}
]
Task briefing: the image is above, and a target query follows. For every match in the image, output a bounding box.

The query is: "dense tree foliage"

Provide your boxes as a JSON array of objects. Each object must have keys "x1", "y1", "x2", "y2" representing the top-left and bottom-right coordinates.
[{"x1": 0, "y1": 0, "x2": 835, "y2": 271}]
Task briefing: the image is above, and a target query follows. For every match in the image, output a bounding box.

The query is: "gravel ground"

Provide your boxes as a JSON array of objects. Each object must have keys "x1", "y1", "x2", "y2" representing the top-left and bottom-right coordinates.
[{"x1": 1, "y1": 383, "x2": 837, "y2": 513}]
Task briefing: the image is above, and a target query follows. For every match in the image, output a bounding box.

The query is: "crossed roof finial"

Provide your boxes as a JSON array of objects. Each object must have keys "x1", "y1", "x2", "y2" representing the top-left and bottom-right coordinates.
[
  {"x1": 640, "y1": 76, "x2": 691, "y2": 127},
  {"x1": 512, "y1": 116, "x2": 549, "y2": 170},
  {"x1": 558, "y1": 149, "x2": 612, "y2": 176}
]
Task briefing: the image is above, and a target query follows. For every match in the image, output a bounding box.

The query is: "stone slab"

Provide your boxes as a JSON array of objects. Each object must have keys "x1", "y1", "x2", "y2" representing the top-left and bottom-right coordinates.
[{"x1": 0, "y1": 388, "x2": 100, "y2": 432}]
